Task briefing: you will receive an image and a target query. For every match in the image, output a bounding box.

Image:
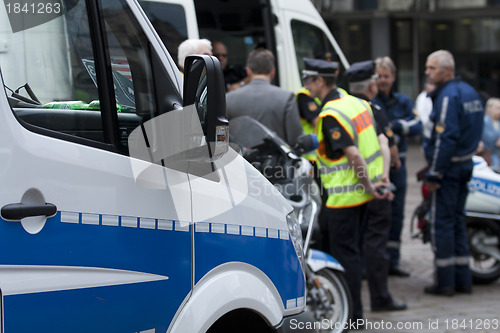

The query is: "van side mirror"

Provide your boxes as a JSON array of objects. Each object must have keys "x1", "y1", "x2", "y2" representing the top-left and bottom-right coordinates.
[
  {"x1": 127, "y1": 55, "x2": 229, "y2": 183},
  {"x1": 183, "y1": 55, "x2": 229, "y2": 160}
]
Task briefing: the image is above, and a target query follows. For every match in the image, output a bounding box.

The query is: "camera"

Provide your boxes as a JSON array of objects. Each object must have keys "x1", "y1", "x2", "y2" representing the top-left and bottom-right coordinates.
[{"x1": 376, "y1": 183, "x2": 397, "y2": 195}]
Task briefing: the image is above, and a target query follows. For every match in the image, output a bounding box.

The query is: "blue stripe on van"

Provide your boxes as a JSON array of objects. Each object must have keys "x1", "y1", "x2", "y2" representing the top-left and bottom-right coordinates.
[
  {"x1": 1, "y1": 210, "x2": 305, "y2": 330},
  {"x1": 3, "y1": 281, "x2": 171, "y2": 332},
  {"x1": 194, "y1": 224, "x2": 305, "y2": 309},
  {"x1": 0, "y1": 212, "x2": 191, "y2": 276},
  {"x1": 0, "y1": 211, "x2": 191, "y2": 332}
]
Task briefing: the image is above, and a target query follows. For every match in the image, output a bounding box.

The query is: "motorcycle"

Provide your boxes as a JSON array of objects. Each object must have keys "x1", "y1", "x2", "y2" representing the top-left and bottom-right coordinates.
[
  {"x1": 229, "y1": 116, "x2": 352, "y2": 333},
  {"x1": 411, "y1": 156, "x2": 500, "y2": 284}
]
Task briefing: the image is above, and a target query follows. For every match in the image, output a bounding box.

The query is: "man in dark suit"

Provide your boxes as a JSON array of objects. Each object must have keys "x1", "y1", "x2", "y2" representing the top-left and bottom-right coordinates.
[{"x1": 226, "y1": 48, "x2": 303, "y2": 147}]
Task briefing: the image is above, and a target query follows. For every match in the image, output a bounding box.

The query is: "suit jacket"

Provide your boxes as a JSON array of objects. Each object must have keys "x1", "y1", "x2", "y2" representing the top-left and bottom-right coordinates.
[{"x1": 226, "y1": 78, "x2": 303, "y2": 146}]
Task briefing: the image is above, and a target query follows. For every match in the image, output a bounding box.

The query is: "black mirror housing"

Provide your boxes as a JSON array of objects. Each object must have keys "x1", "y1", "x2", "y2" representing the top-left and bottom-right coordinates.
[{"x1": 183, "y1": 55, "x2": 229, "y2": 160}]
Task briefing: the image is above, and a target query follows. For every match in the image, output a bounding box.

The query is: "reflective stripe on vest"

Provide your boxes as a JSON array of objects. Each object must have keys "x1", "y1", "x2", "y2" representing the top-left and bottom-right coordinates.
[
  {"x1": 316, "y1": 94, "x2": 384, "y2": 208},
  {"x1": 325, "y1": 174, "x2": 383, "y2": 196},
  {"x1": 318, "y1": 150, "x2": 382, "y2": 175}
]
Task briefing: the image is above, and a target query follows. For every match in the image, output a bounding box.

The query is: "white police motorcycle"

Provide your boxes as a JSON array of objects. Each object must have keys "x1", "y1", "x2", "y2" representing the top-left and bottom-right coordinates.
[{"x1": 465, "y1": 156, "x2": 500, "y2": 284}]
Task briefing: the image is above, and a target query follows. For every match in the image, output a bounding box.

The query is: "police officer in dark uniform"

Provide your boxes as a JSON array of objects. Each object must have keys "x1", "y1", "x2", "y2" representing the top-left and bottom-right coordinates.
[
  {"x1": 373, "y1": 57, "x2": 422, "y2": 277},
  {"x1": 345, "y1": 60, "x2": 407, "y2": 312},
  {"x1": 423, "y1": 50, "x2": 484, "y2": 296}
]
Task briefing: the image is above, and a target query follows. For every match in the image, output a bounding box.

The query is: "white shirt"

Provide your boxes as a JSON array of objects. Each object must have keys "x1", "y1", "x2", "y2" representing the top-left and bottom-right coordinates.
[{"x1": 415, "y1": 90, "x2": 433, "y2": 139}]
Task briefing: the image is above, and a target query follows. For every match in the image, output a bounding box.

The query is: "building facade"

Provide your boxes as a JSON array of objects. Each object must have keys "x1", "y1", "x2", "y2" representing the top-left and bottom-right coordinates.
[{"x1": 314, "y1": 0, "x2": 500, "y2": 100}]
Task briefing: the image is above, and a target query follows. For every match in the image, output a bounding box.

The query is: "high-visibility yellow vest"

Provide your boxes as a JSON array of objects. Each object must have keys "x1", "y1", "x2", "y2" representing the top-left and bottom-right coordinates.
[
  {"x1": 297, "y1": 87, "x2": 322, "y2": 161},
  {"x1": 297, "y1": 87, "x2": 321, "y2": 134},
  {"x1": 316, "y1": 94, "x2": 383, "y2": 208}
]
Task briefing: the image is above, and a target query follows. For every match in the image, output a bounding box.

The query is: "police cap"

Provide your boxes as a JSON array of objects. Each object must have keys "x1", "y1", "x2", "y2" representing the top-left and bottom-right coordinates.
[
  {"x1": 302, "y1": 57, "x2": 339, "y2": 78},
  {"x1": 344, "y1": 60, "x2": 377, "y2": 83}
]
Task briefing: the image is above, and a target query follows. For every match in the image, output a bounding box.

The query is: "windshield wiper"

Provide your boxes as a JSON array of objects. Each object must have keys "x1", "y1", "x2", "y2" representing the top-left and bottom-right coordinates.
[{"x1": 5, "y1": 83, "x2": 42, "y2": 107}]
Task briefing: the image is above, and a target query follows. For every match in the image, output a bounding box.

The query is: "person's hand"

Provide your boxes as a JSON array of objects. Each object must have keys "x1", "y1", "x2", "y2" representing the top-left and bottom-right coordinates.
[
  {"x1": 476, "y1": 140, "x2": 485, "y2": 153},
  {"x1": 371, "y1": 182, "x2": 395, "y2": 201},
  {"x1": 390, "y1": 120, "x2": 403, "y2": 134},
  {"x1": 425, "y1": 181, "x2": 441, "y2": 192},
  {"x1": 495, "y1": 137, "x2": 500, "y2": 148},
  {"x1": 228, "y1": 81, "x2": 244, "y2": 92},
  {"x1": 391, "y1": 158, "x2": 401, "y2": 172}
]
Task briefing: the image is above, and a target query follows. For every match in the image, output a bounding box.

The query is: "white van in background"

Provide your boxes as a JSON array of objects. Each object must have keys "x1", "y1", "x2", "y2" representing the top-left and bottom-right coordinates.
[
  {"x1": 0, "y1": 0, "x2": 314, "y2": 332},
  {"x1": 139, "y1": 0, "x2": 350, "y2": 93}
]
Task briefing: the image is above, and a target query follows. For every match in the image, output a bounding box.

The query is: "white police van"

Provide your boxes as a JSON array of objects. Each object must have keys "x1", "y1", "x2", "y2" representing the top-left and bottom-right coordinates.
[
  {"x1": 138, "y1": 0, "x2": 350, "y2": 93},
  {"x1": 0, "y1": 0, "x2": 312, "y2": 332}
]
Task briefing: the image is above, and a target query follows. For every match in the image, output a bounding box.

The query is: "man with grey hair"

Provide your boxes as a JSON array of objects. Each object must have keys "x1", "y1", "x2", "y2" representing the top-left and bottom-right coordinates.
[
  {"x1": 347, "y1": 60, "x2": 398, "y2": 173},
  {"x1": 226, "y1": 48, "x2": 303, "y2": 146},
  {"x1": 345, "y1": 60, "x2": 406, "y2": 312},
  {"x1": 423, "y1": 49, "x2": 484, "y2": 296},
  {"x1": 177, "y1": 38, "x2": 212, "y2": 71},
  {"x1": 304, "y1": 57, "x2": 391, "y2": 327},
  {"x1": 373, "y1": 56, "x2": 422, "y2": 278}
]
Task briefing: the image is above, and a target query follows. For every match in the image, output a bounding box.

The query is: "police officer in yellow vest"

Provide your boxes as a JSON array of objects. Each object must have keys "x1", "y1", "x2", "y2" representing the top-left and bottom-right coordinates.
[
  {"x1": 346, "y1": 60, "x2": 407, "y2": 313},
  {"x1": 297, "y1": 60, "x2": 341, "y2": 162},
  {"x1": 303, "y1": 58, "x2": 392, "y2": 327},
  {"x1": 297, "y1": 86, "x2": 322, "y2": 133},
  {"x1": 296, "y1": 87, "x2": 322, "y2": 161}
]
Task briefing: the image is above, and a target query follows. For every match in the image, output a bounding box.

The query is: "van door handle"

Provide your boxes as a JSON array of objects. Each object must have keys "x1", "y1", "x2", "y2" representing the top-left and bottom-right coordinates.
[{"x1": 1, "y1": 203, "x2": 57, "y2": 221}]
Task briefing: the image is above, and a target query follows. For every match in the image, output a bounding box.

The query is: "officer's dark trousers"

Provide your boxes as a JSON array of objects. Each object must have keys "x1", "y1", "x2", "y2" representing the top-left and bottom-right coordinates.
[
  {"x1": 364, "y1": 199, "x2": 393, "y2": 308},
  {"x1": 430, "y1": 161, "x2": 473, "y2": 288},
  {"x1": 321, "y1": 204, "x2": 368, "y2": 320},
  {"x1": 388, "y1": 158, "x2": 407, "y2": 268}
]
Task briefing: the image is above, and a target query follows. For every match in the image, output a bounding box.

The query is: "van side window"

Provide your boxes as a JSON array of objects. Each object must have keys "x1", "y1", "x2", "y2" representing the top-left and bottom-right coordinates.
[
  {"x1": 291, "y1": 20, "x2": 336, "y2": 82},
  {"x1": 0, "y1": 0, "x2": 181, "y2": 154},
  {"x1": 0, "y1": 1, "x2": 105, "y2": 143}
]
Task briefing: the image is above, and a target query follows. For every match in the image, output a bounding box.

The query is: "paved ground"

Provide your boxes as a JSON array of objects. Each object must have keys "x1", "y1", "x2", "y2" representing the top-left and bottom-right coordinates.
[{"x1": 361, "y1": 143, "x2": 500, "y2": 333}]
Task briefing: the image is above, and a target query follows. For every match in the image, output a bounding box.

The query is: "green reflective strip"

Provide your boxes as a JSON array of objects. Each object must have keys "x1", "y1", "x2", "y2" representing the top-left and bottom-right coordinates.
[
  {"x1": 318, "y1": 161, "x2": 350, "y2": 175},
  {"x1": 325, "y1": 174, "x2": 383, "y2": 196},
  {"x1": 365, "y1": 150, "x2": 382, "y2": 164},
  {"x1": 318, "y1": 150, "x2": 382, "y2": 175}
]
